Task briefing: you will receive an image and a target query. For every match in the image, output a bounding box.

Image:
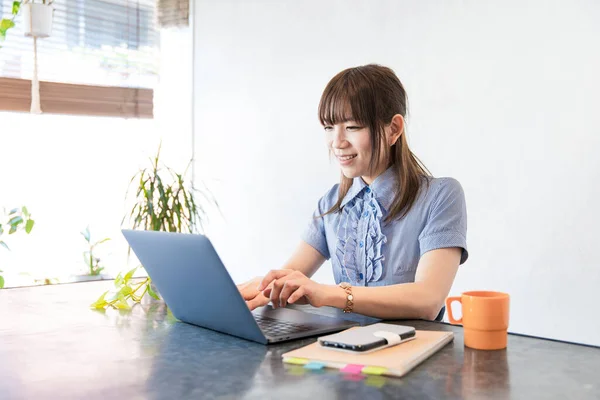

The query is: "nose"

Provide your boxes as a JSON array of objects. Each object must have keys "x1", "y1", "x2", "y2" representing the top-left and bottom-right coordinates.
[{"x1": 331, "y1": 126, "x2": 348, "y2": 149}]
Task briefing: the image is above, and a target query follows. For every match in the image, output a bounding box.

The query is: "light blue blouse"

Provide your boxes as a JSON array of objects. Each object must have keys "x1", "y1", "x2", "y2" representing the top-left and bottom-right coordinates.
[{"x1": 302, "y1": 167, "x2": 468, "y2": 286}]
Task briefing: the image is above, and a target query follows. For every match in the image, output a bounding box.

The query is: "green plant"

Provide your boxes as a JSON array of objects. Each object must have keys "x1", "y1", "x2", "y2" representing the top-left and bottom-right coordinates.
[
  {"x1": 124, "y1": 143, "x2": 214, "y2": 233},
  {"x1": 0, "y1": 1, "x2": 53, "y2": 45},
  {"x1": 90, "y1": 266, "x2": 159, "y2": 310},
  {"x1": 0, "y1": 1, "x2": 21, "y2": 44},
  {"x1": 91, "y1": 143, "x2": 218, "y2": 309},
  {"x1": 0, "y1": 206, "x2": 35, "y2": 288},
  {"x1": 81, "y1": 226, "x2": 110, "y2": 276}
]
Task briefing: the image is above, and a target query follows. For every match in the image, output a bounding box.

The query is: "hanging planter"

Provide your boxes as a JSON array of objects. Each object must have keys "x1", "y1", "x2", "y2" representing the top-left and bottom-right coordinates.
[
  {"x1": 0, "y1": 1, "x2": 54, "y2": 114},
  {"x1": 23, "y1": 1, "x2": 54, "y2": 38},
  {"x1": 21, "y1": 1, "x2": 54, "y2": 114}
]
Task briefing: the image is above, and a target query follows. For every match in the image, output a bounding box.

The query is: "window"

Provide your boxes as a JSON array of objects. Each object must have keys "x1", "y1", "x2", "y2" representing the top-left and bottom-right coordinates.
[
  {"x1": 0, "y1": 20, "x2": 192, "y2": 288},
  {"x1": 0, "y1": 0, "x2": 159, "y2": 118},
  {"x1": 66, "y1": 0, "x2": 155, "y2": 51}
]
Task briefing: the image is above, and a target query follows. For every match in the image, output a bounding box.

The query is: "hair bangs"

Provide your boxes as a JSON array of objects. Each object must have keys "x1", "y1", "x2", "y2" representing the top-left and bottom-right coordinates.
[{"x1": 318, "y1": 71, "x2": 371, "y2": 127}]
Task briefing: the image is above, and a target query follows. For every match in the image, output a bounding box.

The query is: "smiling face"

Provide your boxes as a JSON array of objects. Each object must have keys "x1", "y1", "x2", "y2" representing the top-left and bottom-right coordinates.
[
  {"x1": 325, "y1": 120, "x2": 370, "y2": 175},
  {"x1": 324, "y1": 119, "x2": 392, "y2": 184}
]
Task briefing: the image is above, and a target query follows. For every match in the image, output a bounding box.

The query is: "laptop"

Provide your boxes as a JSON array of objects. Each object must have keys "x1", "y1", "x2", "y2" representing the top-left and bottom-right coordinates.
[{"x1": 121, "y1": 229, "x2": 359, "y2": 344}]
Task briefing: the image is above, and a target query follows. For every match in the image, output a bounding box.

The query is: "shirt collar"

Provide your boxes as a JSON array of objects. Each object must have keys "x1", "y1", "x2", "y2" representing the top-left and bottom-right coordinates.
[{"x1": 340, "y1": 167, "x2": 398, "y2": 212}]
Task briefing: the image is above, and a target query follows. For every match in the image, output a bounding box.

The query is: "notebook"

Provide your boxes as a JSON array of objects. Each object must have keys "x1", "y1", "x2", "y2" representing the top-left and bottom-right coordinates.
[{"x1": 282, "y1": 329, "x2": 454, "y2": 378}]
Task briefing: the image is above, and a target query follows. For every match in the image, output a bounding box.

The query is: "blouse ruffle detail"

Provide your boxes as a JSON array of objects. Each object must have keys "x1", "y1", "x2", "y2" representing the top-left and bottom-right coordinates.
[{"x1": 334, "y1": 189, "x2": 387, "y2": 284}]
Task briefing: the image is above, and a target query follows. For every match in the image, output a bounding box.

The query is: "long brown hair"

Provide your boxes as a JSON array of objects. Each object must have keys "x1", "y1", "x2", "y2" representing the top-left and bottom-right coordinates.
[{"x1": 318, "y1": 64, "x2": 431, "y2": 222}]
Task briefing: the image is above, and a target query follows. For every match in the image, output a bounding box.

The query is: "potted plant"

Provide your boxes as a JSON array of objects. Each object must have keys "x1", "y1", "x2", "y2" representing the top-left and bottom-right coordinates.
[
  {"x1": 0, "y1": 206, "x2": 35, "y2": 288},
  {"x1": 23, "y1": 0, "x2": 54, "y2": 38},
  {"x1": 91, "y1": 143, "x2": 219, "y2": 310},
  {"x1": 72, "y1": 226, "x2": 111, "y2": 282},
  {"x1": 0, "y1": 0, "x2": 54, "y2": 43}
]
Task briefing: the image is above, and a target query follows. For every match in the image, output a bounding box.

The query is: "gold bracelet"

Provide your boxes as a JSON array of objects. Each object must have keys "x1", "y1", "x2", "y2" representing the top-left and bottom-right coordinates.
[{"x1": 339, "y1": 282, "x2": 354, "y2": 313}]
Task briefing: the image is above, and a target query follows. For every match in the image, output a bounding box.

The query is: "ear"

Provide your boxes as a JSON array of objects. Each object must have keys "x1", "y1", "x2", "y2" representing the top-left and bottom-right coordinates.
[{"x1": 387, "y1": 114, "x2": 404, "y2": 146}]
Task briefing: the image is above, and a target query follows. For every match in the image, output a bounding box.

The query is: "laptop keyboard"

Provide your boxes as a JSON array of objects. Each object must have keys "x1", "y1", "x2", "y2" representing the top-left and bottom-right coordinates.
[{"x1": 254, "y1": 315, "x2": 313, "y2": 337}]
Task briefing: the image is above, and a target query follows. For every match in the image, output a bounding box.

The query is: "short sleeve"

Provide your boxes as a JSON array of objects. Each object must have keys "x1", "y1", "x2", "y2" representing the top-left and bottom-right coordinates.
[
  {"x1": 301, "y1": 195, "x2": 331, "y2": 260},
  {"x1": 418, "y1": 178, "x2": 468, "y2": 264}
]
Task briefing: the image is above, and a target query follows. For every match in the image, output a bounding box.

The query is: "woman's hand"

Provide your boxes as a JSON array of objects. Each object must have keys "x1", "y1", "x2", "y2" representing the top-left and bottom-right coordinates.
[
  {"x1": 257, "y1": 269, "x2": 331, "y2": 309},
  {"x1": 237, "y1": 277, "x2": 271, "y2": 311}
]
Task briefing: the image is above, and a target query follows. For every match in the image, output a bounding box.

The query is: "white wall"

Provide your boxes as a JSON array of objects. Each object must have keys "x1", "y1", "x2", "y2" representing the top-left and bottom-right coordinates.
[{"x1": 193, "y1": 0, "x2": 600, "y2": 346}]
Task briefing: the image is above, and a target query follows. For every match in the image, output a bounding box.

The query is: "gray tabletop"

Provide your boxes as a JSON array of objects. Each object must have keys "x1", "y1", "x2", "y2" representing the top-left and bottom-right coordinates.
[{"x1": 1, "y1": 280, "x2": 599, "y2": 400}]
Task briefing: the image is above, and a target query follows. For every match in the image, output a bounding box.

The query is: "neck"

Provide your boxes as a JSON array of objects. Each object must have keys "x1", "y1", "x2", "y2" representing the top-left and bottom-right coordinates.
[{"x1": 362, "y1": 162, "x2": 392, "y2": 185}]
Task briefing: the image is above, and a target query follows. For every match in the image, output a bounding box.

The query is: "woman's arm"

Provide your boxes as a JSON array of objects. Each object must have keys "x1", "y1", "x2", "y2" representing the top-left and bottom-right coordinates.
[
  {"x1": 283, "y1": 241, "x2": 327, "y2": 278},
  {"x1": 324, "y1": 248, "x2": 461, "y2": 320},
  {"x1": 260, "y1": 247, "x2": 461, "y2": 320}
]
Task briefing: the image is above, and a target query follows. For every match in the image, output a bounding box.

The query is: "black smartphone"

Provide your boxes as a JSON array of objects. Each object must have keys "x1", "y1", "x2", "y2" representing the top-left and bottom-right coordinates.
[{"x1": 318, "y1": 323, "x2": 416, "y2": 353}]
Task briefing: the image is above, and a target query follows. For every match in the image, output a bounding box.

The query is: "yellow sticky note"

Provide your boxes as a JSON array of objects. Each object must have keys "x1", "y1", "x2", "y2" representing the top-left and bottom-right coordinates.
[
  {"x1": 365, "y1": 376, "x2": 387, "y2": 388},
  {"x1": 362, "y1": 366, "x2": 388, "y2": 375},
  {"x1": 284, "y1": 357, "x2": 309, "y2": 365}
]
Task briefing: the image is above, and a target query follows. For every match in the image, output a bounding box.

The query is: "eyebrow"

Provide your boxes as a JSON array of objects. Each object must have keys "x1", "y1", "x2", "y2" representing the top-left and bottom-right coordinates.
[{"x1": 322, "y1": 117, "x2": 357, "y2": 125}]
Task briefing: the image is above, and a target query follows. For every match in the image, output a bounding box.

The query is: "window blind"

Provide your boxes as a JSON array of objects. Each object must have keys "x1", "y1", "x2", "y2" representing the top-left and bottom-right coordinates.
[
  {"x1": 157, "y1": 0, "x2": 188, "y2": 28},
  {"x1": 0, "y1": 0, "x2": 160, "y2": 118}
]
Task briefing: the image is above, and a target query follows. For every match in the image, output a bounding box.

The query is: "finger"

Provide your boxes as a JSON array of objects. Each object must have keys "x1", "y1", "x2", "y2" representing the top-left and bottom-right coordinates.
[
  {"x1": 269, "y1": 275, "x2": 294, "y2": 308},
  {"x1": 238, "y1": 276, "x2": 263, "y2": 299},
  {"x1": 257, "y1": 269, "x2": 293, "y2": 291},
  {"x1": 288, "y1": 286, "x2": 306, "y2": 305},
  {"x1": 279, "y1": 280, "x2": 300, "y2": 308},
  {"x1": 240, "y1": 287, "x2": 259, "y2": 301},
  {"x1": 247, "y1": 293, "x2": 269, "y2": 311}
]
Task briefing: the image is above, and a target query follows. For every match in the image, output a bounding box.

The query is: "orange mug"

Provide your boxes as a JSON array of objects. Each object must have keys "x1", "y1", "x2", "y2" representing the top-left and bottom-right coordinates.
[{"x1": 445, "y1": 291, "x2": 510, "y2": 350}]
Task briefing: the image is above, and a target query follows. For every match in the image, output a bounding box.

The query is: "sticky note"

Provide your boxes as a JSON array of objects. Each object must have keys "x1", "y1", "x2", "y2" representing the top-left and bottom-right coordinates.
[
  {"x1": 284, "y1": 357, "x2": 309, "y2": 365},
  {"x1": 362, "y1": 366, "x2": 388, "y2": 376},
  {"x1": 304, "y1": 362, "x2": 326, "y2": 370},
  {"x1": 365, "y1": 375, "x2": 387, "y2": 388},
  {"x1": 343, "y1": 373, "x2": 365, "y2": 382},
  {"x1": 341, "y1": 364, "x2": 365, "y2": 374},
  {"x1": 286, "y1": 365, "x2": 306, "y2": 376}
]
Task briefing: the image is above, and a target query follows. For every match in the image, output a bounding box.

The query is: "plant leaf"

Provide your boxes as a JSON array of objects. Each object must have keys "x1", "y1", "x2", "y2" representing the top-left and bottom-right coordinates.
[
  {"x1": 0, "y1": 19, "x2": 15, "y2": 36},
  {"x1": 119, "y1": 285, "x2": 133, "y2": 297},
  {"x1": 0, "y1": 241, "x2": 9, "y2": 251},
  {"x1": 97, "y1": 291, "x2": 109, "y2": 302},
  {"x1": 83, "y1": 252, "x2": 92, "y2": 268},
  {"x1": 12, "y1": 1, "x2": 21, "y2": 15},
  {"x1": 123, "y1": 266, "x2": 138, "y2": 283},
  {"x1": 0, "y1": 275, "x2": 4, "y2": 289},
  {"x1": 114, "y1": 272, "x2": 124, "y2": 287},
  {"x1": 8, "y1": 216, "x2": 23, "y2": 227},
  {"x1": 115, "y1": 298, "x2": 131, "y2": 310},
  {"x1": 25, "y1": 219, "x2": 34, "y2": 233},
  {"x1": 90, "y1": 291, "x2": 109, "y2": 308},
  {"x1": 147, "y1": 282, "x2": 160, "y2": 300},
  {"x1": 81, "y1": 226, "x2": 90, "y2": 242},
  {"x1": 95, "y1": 237, "x2": 111, "y2": 245},
  {"x1": 21, "y1": 206, "x2": 29, "y2": 217}
]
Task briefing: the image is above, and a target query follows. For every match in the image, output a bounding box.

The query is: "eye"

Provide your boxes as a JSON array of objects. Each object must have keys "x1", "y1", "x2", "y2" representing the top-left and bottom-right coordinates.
[
  {"x1": 346, "y1": 125, "x2": 362, "y2": 131},
  {"x1": 323, "y1": 125, "x2": 333, "y2": 131}
]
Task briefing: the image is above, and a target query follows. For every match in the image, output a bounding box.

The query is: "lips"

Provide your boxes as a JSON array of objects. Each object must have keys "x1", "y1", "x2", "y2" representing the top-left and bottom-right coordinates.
[{"x1": 337, "y1": 154, "x2": 357, "y2": 161}]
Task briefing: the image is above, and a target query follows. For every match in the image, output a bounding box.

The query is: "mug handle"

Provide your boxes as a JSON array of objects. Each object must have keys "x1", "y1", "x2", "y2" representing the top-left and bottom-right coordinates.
[{"x1": 445, "y1": 296, "x2": 462, "y2": 324}]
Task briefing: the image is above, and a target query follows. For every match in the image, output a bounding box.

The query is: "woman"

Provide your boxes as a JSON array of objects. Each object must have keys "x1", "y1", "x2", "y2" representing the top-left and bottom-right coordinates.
[{"x1": 238, "y1": 64, "x2": 468, "y2": 320}]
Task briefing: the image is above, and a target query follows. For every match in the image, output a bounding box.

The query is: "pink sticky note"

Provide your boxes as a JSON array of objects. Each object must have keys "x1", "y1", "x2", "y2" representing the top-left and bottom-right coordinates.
[{"x1": 341, "y1": 364, "x2": 365, "y2": 374}]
